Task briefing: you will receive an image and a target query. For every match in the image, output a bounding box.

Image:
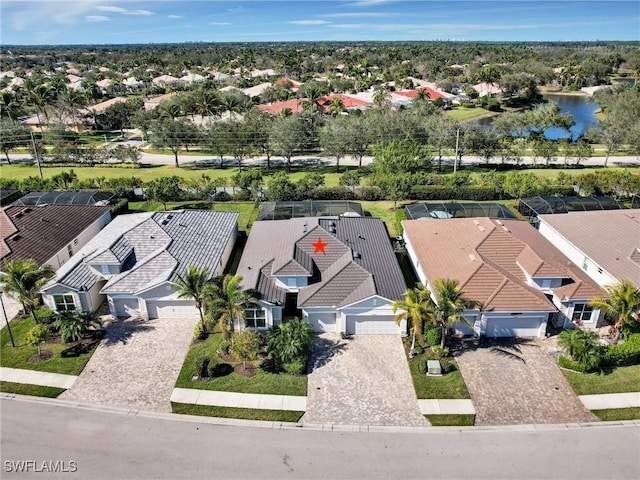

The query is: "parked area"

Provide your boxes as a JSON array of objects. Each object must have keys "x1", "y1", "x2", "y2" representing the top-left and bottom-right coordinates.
[
  {"x1": 302, "y1": 334, "x2": 428, "y2": 427},
  {"x1": 454, "y1": 338, "x2": 597, "y2": 425},
  {"x1": 60, "y1": 315, "x2": 197, "y2": 412}
]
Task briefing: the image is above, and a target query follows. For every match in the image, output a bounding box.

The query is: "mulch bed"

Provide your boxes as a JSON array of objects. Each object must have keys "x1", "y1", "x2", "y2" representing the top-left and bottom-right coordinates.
[
  {"x1": 27, "y1": 351, "x2": 53, "y2": 362},
  {"x1": 219, "y1": 352, "x2": 236, "y2": 363},
  {"x1": 233, "y1": 363, "x2": 257, "y2": 378}
]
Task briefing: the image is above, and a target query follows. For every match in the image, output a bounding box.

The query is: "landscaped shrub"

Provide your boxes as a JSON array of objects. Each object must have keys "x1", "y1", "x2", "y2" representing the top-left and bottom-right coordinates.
[
  {"x1": 425, "y1": 326, "x2": 443, "y2": 347},
  {"x1": 110, "y1": 198, "x2": 129, "y2": 217},
  {"x1": 34, "y1": 307, "x2": 56, "y2": 326},
  {"x1": 309, "y1": 186, "x2": 356, "y2": 200},
  {"x1": 25, "y1": 324, "x2": 50, "y2": 356},
  {"x1": 413, "y1": 344, "x2": 424, "y2": 355},
  {"x1": 601, "y1": 333, "x2": 640, "y2": 367},
  {"x1": 267, "y1": 317, "x2": 313, "y2": 366},
  {"x1": 282, "y1": 359, "x2": 306, "y2": 375},
  {"x1": 440, "y1": 359, "x2": 458, "y2": 374},
  {"x1": 195, "y1": 357, "x2": 210, "y2": 378},
  {"x1": 213, "y1": 191, "x2": 231, "y2": 202},
  {"x1": 217, "y1": 340, "x2": 231, "y2": 355},
  {"x1": 357, "y1": 186, "x2": 384, "y2": 201},
  {"x1": 209, "y1": 362, "x2": 233, "y2": 378},
  {"x1": 431, "y1": 346, "x2": 449, "y2": 360},
  {"x1": 409, "y1": 185, "x2": 498, "y2": 201},
  {"x1": 558, "y1": 355, "x2": 589, "y2": 372},
  {"x1": 193, "y1": 322, "x2": 206, "y2": 340}
]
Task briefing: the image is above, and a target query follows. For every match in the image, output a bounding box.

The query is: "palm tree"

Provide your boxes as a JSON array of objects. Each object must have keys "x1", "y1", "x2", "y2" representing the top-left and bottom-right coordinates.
[
  {"x1": 54, "y1": 310, "x2": 102, "y2": 343},
  {"x1": 2, "y1": 259, "x2": 54, "y2": 324},
  {"x1": 171, "y1": 266, "x2": 216, "y2": 333},
  {"x1": 413, "y1": 88, "x2": 431, "y2": 103},
  {"x1": 24, "y1": 84, "x2": 53, "y2": 130},
  {"x1": 557, "y1": 328, "x2": 602, "y2": 370},
  {"x1": 373, "y1": 85, "x2": 390, "y2": 108},
  {"x1": 0, "y1": 90, "x2": 22, "y2": 121},
  {"x1": 328, "y1": 97, "x2": 345, "y2": 117},
  {"x1": 426, "y1": 278, "x2": 477, "y2": 348},
  {"x1": 209, "y1": 274, "x2": 259, "y2": 339},
  {"x1": 589, "y1": 279, "x2": 640, "y2": 335},
  {"x1": 392, "y1": 283, "x2": 431, "y2": 356}
]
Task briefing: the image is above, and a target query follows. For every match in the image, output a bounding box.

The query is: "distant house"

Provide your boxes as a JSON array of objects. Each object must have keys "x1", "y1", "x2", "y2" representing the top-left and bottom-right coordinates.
[
  {"x1": 41, "y1": 210, "x2": 238, "y2": 318},
  {"x1": 257, "y1": 98, "x2": 305, "y2": 115},
  {"x1": 151, "y1": 74, "x2": 181, "y2": 87},
  {"x1": 1, "y1": 204, "x2": 112, "y2": 271},
  {"x1": 144, "y1": 92, "x2": 178, "y2": 111},
  {"x1": 236, "y1": 216, "x2": 407, "y2": 334},
  {"x1": 473, "y1": 82, "x2": 502, "y2": 97},
  {"x1": 403, "y1": 218, "x2": 605, "y2": 336},
  {"x1": 537, "y1": 209, "x2": 640, "y2": 289},
  {"x1": 241, "y1": 82, "x2": 272, "y2": 98}
]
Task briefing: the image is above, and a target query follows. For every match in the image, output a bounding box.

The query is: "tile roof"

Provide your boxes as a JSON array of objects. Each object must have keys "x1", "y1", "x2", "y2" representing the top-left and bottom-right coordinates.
[
  {"x1": 256, "y1": 98, "x2": 304, "y2": 114},
  {"x1": 402, "y1": 218, "x2": 604, "y2": 313},
  {"x1": 538, "y1": 209, "x2": 640, "y2": 287},
  {"x1": 1, "y1": 205, "x2": 111, "y2": 266},
  {"x1": 237, "y1": 216, "x2": 406, "y2": 308}
]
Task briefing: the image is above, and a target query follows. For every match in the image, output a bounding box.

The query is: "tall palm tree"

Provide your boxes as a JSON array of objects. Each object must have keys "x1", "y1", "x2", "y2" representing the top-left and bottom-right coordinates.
[
  {"x1": 589, "y1": 279, "x2": 640, "y2": 334},
  {"x1": 24, "y1": 84, "x2": 53, "y2": 130},
  {"x1": 426, "y1": 278, "x2": 477, "y2": 348},
  {"x1": 0, "y1": 90, "x2": 22, "y2": 121},
  {"x1": 171, "y1": 266, "x2": 216, "y2": 333},
  {"x1": 2, "y1": 259, "x2": 54, "y2": 324},
  {"x1": 209, "y1": 274, "x2": 259, "y2": 339},
  {"x1": 373, "y1": 85, "x2": 391, "y2": 108},
  {"x1": 392, "y1": 283, "x2": 431, "y2": 356},
  {"x1": 328, "y1": 97, "x2": 345, "y2": 117}
]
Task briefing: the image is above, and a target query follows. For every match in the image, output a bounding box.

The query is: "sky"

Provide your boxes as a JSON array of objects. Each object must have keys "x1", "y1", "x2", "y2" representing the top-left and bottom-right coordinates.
[{"x1": 1, "y1": 0, "x2": 638, "y2": 45}]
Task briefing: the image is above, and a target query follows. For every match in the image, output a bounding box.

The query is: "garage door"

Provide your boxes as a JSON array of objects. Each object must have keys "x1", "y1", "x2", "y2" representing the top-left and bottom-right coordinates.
[
  {"x1": 307, "y1": 312, "x2": 336, "y2": 333},
  {"x1": 347, "y1": 315, "x2": 401, "y2": 335},
  {"x1": 147, "y1": 300, "x2": 198, "y2": 319},
  {"x1": 485, "y1": 317, "x2": 544, "y2": 337},
  {"x1": 113, "y1": 298, "x2": 140, "y2": 318}
]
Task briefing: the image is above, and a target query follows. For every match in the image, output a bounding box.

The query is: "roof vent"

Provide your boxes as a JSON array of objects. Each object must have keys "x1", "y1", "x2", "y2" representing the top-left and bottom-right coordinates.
[
  {"x1": 23, "y1": 208, "x2": 32, "y2": 214},
  {"x1": 329, "y1": 226, "x2": 336, "y2": 234},
  {"x1": 161, "y1": 219, "x2": 169, "y2": 226},
  {"x1": 12, "y1": 235, "x2": 21, "y2": 241},
  {"x1": 352, "y1": 251, "x2": 361, "y2": 259},
  {"x1": 303, "y1": 221, "x2": 308, "y2": 233},
  {"x1": 329, "y1": 221, "x2": 336, "y2": 228},
  {"x1": 14, "y1": 212, "x2": 23, "y2": 219},
  {"x1": 167, "y1": 214, "x2": 174, "y2": 219}
]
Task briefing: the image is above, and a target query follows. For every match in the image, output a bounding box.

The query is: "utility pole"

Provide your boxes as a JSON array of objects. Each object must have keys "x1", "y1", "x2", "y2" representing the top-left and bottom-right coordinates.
[
  {"x1": 453, "y1": 127, "x2": 460, "y2": 174},
  {"x1": 30, "y1": 131, "x2": 43, "y2": 179}
]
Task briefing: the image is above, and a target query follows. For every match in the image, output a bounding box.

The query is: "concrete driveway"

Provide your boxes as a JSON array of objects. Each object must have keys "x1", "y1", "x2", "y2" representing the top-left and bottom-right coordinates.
[
  {"x1": 454, "y1": 338, "x2": 597, "y2": 425},
  {"x1": 301, "y1": 334, "x2": 428, "y2": 427},
  {"x1": 59, "y1": 315, "x2": 197, "y2": 412}
]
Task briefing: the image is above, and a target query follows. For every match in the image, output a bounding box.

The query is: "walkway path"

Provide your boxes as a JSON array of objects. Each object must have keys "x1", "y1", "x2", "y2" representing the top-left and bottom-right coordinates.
[
  {"x1": 171, "y1": 388, "x2": 306, "y2": 411},
  {"x1": 0, "y1": 367, "x2": 77, "y2": 389},
  {"x1": 301, "y1": 334, "x2": 428, "y2": 427}
]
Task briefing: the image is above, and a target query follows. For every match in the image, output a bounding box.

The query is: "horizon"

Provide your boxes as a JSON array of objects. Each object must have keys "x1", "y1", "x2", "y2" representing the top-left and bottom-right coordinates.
[{"x1": 1, "y1": 0, "x2": 639, "y2": 46}]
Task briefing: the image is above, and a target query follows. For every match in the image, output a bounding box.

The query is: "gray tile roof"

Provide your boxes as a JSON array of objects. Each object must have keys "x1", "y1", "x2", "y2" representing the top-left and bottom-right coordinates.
[{"x1": 237, "y1": 216, "x2": 406, "y2": 309}]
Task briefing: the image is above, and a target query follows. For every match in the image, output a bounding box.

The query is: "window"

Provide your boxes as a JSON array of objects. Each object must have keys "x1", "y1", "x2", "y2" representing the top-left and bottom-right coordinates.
[
  {"x1": 244, "y1": 308, "x2": 266, "y2": 329},
  {"x1": 572, "y1": 303, "x2": 593, "y2": 323},
  {"x1": 54, "y1": 294, "x2": 75, "y2": 311}
]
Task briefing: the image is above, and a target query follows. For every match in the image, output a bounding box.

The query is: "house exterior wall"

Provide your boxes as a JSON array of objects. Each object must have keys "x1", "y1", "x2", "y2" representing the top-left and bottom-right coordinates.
[
  {"x1": 45, "y1": 210, "x2": 112, "y2": 270},
  {"x1": 275, "y1": 276, "x2": 308, "y2": 289},
  {"x1": 215, "y1": 222, "x2": 238, "y2": 277},
  {"x1": 538, "y1": 220, "x2": 617, "y2": 287},
  {"x1": 403, "y1": 232, "x2": 429, "y2": 286}
]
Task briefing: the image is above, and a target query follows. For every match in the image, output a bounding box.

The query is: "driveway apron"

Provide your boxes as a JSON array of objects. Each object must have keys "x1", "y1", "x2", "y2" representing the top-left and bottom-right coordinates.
[
  {"x1": 455, "y1": 338, "x2": 598, "y2": 425},
  {"x1": 59, "y1": 316, "x2": 197, "y2": 413},
  {"x1": 301, "y1": 334, "x2": 428, "y2": 427}
]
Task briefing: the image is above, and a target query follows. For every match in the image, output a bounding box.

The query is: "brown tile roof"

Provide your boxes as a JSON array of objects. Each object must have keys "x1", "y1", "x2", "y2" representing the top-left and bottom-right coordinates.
[
  {"x1": 402, "y1": 218, "x2": 604, "y2": 312},
  {"x1": 1, "y1": 205, "x2": 110, "y2": 266},
  {"x1": 538, "y1": 209, "x2": 640, "y2": 287}
]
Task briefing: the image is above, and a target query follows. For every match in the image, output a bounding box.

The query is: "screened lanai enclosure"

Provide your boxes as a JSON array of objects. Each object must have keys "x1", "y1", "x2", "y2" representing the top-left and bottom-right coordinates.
[
  {"x1": 257, "y1": 201, "x2": 363, "y2": 221},
  {"x1": 405, "y1": 202, "x2": 517, "y2": 220},
  {"x1": 13, "y1": 191, "x2": 115, "y2": 206},
  {"x1": 517, "y1": 196, "x2": 622, "y2": 226}
]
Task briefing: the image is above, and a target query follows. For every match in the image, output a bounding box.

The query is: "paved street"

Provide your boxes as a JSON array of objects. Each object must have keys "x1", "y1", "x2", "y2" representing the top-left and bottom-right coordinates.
[
  {"x1": 59, "y1": 315, "x2": 197, "y2": 412},
  {"x1": 2, "y1": 397, "x2": 639, "y2": 480},
  {"x1": 455, "y1": 338, "x2": 597, "y2": 425},
  {"x1": 302, "y1": 334, "x2": 427, "y2": 426}
]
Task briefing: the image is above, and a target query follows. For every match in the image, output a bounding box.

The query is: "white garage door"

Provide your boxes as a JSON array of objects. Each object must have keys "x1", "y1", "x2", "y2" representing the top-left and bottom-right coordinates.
[
  {"x1": 486, "y1": 317, "x2": 544, "y2": 337},
  {"x1": 113, "y1": 298, "x2": 140, "y2": 318},
  {"x1": 347, "y1": 315, "x2": 401, "y2": 335},
  {"x1": 307, "y1": 312, "x2": 336, "y2": 333},
  {"x1": 147, "y1": 300, "x2": 198, "y2": 319}
]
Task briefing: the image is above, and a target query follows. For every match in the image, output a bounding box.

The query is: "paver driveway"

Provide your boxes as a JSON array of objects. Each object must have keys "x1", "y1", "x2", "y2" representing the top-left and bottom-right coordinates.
[
  {"x1": 454, "y1": 338, "x2": 597, "y2": 426},
  {"x1": 301, "y1": 334, "x2": 428, "y2": 427},
  {"x1": 60, "y1": 316, "x2": 197, "y2": 412}
]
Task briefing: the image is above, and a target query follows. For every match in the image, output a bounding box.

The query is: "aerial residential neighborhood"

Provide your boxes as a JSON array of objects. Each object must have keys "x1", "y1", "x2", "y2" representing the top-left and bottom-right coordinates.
[{"x1": 1, "y1": 1, "x2": 639, "y2": 479}]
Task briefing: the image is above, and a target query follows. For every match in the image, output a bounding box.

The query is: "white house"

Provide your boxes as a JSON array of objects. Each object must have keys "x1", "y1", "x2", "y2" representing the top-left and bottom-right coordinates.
[
  {"x1": 402, "y1": 218, "x2": 605, "y2": 336},
  {"x1": 41, "y1": 210, "x2": 238, "y2": 319},
  {"x1": 236, "y1": 216, "x2": 407, "y2": 335}
]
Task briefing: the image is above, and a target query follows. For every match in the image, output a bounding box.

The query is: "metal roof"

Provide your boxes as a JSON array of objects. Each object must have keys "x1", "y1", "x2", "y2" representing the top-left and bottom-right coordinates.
[
  {"x1": 14, "y1": 191, "x2": 116, "y2": 206},
  {"x1": 405, "y1": 202, "x2": 517, "y2": 220}
]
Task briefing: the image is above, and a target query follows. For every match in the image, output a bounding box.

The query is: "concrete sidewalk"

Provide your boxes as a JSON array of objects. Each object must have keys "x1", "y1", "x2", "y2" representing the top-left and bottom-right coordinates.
[
  {"x1": 418, "y1": 399, "x2": 476, "y2": 415},
  {"x1": 579, "y1": 393, "x2": 640, "y2": 410},
  {"x1": 171, "y1": 388, "x2": 307, "y2": 411},
  {"x1": 1, "y1": 367, "x2": 78, "y2": 389}
]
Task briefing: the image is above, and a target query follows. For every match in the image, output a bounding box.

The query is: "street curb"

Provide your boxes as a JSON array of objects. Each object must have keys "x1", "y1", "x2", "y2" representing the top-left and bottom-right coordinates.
[{"x1": 2, "y1": 393, "x2": 639, "y2": 434}]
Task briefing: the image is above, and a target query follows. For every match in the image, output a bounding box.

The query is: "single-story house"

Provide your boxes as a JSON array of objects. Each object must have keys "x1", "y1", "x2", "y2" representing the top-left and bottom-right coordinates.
[
  {"x1": 537, "y1": 209, "x2": 640, "y2": 289},
  {"x1": 236, "y1": 216, "x2": 407, "y2": 335},
  {"x1": 41, "y1": 210, "x2": 238, "y2": 318},
  {"x1": 1, "y1": 204, "x2": 112, "y2": 270},
  {"x1": 402, "y1": 218, "x2": 605, "y2": 337}
]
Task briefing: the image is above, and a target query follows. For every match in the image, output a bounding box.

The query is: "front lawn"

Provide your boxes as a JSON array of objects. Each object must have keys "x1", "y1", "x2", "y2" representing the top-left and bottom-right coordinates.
[
  {"x1": 0, "y1": 381, "x2": 65, "y2": 398},
  {"x1": 592, "y1": 407, "x2": 640, "y2": 421},
  {"x1": 406, "y1": 344, "x2": 471, "y2": 399},
  {"x1": 171, "y1": 402, "x2": 303, "y2": 422},
  {"x1": 175, "y1": 330, "x2": 307, "y2": 396},
  {"x1": 0, "y1": 316, "x2": 99, "y2": 376},
  {"x1": 425, "y1": 414, "x2": 476, "y2": 426},
  {"x1": 562, "y1": 364, "x2": 640, "y2": 395}
]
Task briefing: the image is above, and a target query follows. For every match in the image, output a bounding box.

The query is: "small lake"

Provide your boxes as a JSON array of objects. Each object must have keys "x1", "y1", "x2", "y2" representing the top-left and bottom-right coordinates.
[{"x1": 475, "y1": 93, "x2": 600, "y2": 141}]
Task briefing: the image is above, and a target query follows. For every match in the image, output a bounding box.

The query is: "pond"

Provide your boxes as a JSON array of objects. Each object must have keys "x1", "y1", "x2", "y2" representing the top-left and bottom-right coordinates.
[{"x1": 475, "y1": 93, "x2": 600, "y2": 141}]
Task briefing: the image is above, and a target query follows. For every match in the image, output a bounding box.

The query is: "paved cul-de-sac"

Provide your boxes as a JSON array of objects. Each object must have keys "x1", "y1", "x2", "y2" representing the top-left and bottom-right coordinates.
[
  {"x1": 60, "y1": 316, "x2": 197, "y2": 412},
  {"x1": 301, "y1": 334, "x2": 428, "y2": 427},
  {"x1": 455, "y1": 338, "x2": 598, "y2": 425}
]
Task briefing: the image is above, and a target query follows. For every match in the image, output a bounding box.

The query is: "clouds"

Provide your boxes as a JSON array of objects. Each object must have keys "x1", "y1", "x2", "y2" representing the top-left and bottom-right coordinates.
[
  {"x1": 167, "y1": 15, "x2": 182, "y2": 19},
  {"x1": 96, "y1": 6, "x2": 154, "y2": 16},
  {"x1": 288, "y1": 20, "x2": 331, "y2": 25},
  {"x1": 209, "y1": 22, "x2": 231, "y2": 26},
  {"x1": 85, "y1": 15, "x2": 110, "y2": 22}
]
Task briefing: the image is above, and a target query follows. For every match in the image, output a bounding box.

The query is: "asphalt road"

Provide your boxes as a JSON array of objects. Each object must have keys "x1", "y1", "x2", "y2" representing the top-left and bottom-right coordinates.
[{"x1": 2, "y1": 397, "x2": 639, "y2": 480}]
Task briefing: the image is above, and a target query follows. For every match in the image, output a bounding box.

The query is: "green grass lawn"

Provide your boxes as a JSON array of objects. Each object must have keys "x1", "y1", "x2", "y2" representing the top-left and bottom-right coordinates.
[
  {"x1": 425, "y1": 414, "x2": 476, "y2": 426},
  {"x1": 175, "y1": 330, "x2": 307, "y2": 396},
  {"x1": 562, "y1": 364, "x2": 640, "y2": 395},
  {"x1": 0, "y1": 381, "x2": 65, "y2": 398},
  {"x1": 446, "y1": 107, "x2": 492, "y2": 121},
  {"x1": 408, "y1": 354, "x2": 471, "y2": 399},
  {"x1": 0, "y1": 316, "x2": 98, "y2": 376},
  {"x1": 171, "y1": 402, "x2": 304, "y2": 422},
  {"x1": 592, "y1": 407, "x2": 640, "y2": 421}
]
